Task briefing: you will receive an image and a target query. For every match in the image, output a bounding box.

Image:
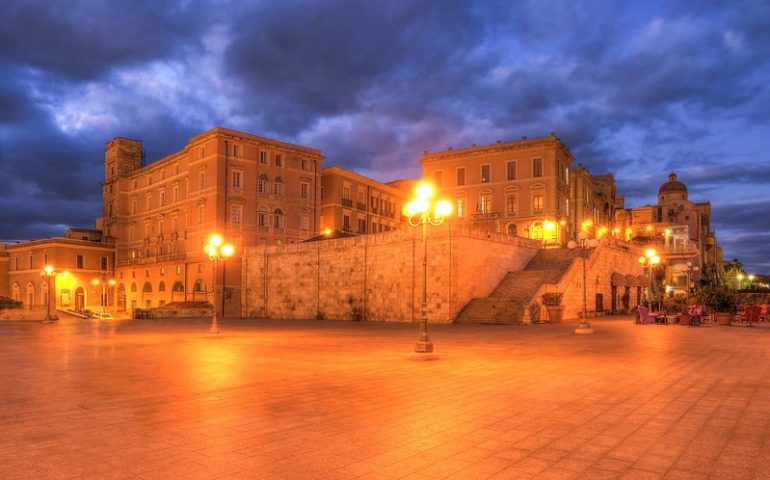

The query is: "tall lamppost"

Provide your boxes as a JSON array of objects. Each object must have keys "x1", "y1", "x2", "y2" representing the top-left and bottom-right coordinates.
[
  {"x1": 736, "y1": 273, "x2": 744, "y2": 290},
  {"x1": 40, "y1": 265, "x2": 58, "y2": 323},
  {"x1": 204, "y1": 234, "x2": 234, "y2": 335},
  {"x1": 748, "y1": 274, "x2": 755, "y2": 290},
  {"x1": 638, "y1": 248, "x2": 661, "y2": 309},
  {"x1": 684, "y1": 261, "x2": 699, "y2": 301},
  {"x1": 92, "y1": 272, "x2": 116, "y2": 314},
  {"x1": 568, "y1": 231, "x2": 598, "y2": 334},
  {"x1": 402, "y1": 182, "x2": 452, "y2": 354}
]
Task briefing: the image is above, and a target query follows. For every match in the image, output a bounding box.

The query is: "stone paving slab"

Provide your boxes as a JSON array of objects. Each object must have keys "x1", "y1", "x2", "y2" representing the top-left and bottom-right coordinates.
[{"x1": 1, "y1": 316, "x2": 770, "y2": 479}]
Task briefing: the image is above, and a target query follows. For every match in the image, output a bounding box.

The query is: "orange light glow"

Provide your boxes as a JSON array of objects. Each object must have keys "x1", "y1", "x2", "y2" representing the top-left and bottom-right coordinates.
[{"x1": 415, "y1": 182, "x2": 434, "y2": 200}]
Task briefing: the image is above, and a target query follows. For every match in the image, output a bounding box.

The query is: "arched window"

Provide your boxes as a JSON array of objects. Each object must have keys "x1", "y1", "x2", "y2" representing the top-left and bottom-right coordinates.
[
  {"x1": 274, "y1": 208, "x2": 284, "y2": 229},
  {"x1": 479, "y1": 190, "x2": 492, "y2": 214},
  {"x1": 158, "y1": 281, "x2": 166, "y2": 292},
  {"x1": 258, "y1": 207, "x2": 268, "y2": 227},
  {"x1": 507, "y1": 224, "x2": 518, "y2": 236},
  {"x1": 193, "y1": 279, "x2": 206, "y2": 292},
  {"x1": 143, "y1": 282, "x2": 152, "y2": 293},
  {"x1": 273, "y1": 177, "x2": 283, "y2": 196},
  {"x1": 172, "y1": 281, "x2": 184, "y2": 292},
  {"x1": 130, "y1": 282, "x2": 137, "y2": 293},
  {"x1": 11, "y1": 282, "x2": 20, "y2": 301},
  {"x1": 530, "y1": 222, "x2": 544, "y2": 240},
  {"x1": 258, "y1": 174, "x2": 268, "y2": 194}
]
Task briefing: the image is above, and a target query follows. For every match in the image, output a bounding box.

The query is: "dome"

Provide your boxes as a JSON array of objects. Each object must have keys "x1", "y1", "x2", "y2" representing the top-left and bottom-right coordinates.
[{"x1": 658, "y1": 172, "x2": 687, "y2": 195}]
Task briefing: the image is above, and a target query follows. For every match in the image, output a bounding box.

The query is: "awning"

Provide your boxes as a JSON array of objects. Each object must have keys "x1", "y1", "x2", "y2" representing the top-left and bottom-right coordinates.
[
  {"x1": 611, "y1": 272, "x2": 627, "y2": 286},
  {"x1": 626, "y1": 274, "x2": 638, "y2": 286}
]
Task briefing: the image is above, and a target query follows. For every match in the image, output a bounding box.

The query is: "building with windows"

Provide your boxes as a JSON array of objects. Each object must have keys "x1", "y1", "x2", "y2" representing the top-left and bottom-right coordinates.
[
  {"x1": 568, "y1": 166, "x2": 617, "y2": 239},
  {"x1": 421, "y1": 134, "x2": 574, "y2": 244},
  {"x1": 319, "y1": 166, "x2": 406, "y2": 234},
  {"x1": 2, "y1": 228, "x2": 115, "y2": 312},
  {"x1": 102, "y1": 127, "x2": 323, "y2": 316},
  {"x1": 614, "y1": 173, "x2": 725, "y2": 291}
]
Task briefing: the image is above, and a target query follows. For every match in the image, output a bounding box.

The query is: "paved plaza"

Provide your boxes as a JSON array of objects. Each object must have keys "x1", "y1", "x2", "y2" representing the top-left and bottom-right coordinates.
[{"x1": 2, "y1": 316, "x2": 770, "y2": 480}]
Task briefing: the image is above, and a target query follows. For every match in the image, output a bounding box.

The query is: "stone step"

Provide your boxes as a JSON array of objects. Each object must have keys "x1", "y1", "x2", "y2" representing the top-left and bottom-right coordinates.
[
  {"x1": 525, "y1": 248, "x2": 585, "y2": 272},
  {"x1": 455, "y1": 298, "x2": 526, "y2": 324}
]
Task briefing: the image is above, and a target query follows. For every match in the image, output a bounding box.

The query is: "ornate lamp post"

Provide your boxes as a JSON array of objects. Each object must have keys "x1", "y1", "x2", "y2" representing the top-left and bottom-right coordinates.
[
  {"x1": 736, "y1": 273, "x2": 744, "y2": 290},
  {"x1": 39, "y1": 265, "x2": 58, "y2": 323},
  {"x1": 638, "y1": 248, "x2": 661, "y2": 309},
  {"x1": 204, "y1": 234, "x2": 234, "y2": 335},
  {"x1": 92, "y1": 272, "x2": 116, "y2": 314},
  {"x1": 568, "y1": 231, "x2": 598, "y2": 334},
  {"x1": 402, "y1": 183, "x2": 452, "y2": 354}
]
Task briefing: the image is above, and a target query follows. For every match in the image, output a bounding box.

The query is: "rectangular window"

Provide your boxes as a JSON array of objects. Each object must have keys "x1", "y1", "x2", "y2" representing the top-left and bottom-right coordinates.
[
  {"x1": 232, "y1": 171, "x2": 242, "y2": 188},
  {"x1": 343, "y1": 215, "x2": 351, "y2": 232},
  {"x1": 506, "y1": 194, "x2": 517, "y2": 215},
  {"x1": 76, "y1": 254, "x2": 84, "y2": 269},
  {"x1": 171, "y1": 217, "x2": 177, "y2": 232},
  {"x1": 101, "y1": 256, "x2": 108, "y2": 270},
  {"x1": 159, "y1": 190, "x2": 166, "y2": 206},
  {"x1": 259, "y1": 151, "x2": 267, "y2": 164},
  {"x1": 145, "y1": 195, "x2": 151, "y2": 211},
  {"x1": 481, "y1": 164, "x2": 491, "y2": 183},
  {"x1": 131, "y1": 199, "x2": 137, "y2": 215},
  {"x1": 300, "y1": 215, "x2": 309, "y2": 231},
  {"x1": 275, "y1": 153, "x2": 282, "y2": 167},
  {"x1": 342, "y1": 186, "x2": 351, "y2": 200},
  {"x1": 301, "y1": 159, "x2": 307, "y2": 171},
  {"x1": 173, "y1": 186, "x2": 179, "y2": 203},
  {"x1": 457, "y1": 168, "x2": 465, "y2": 186},
  {"x1": 198, "y1": 204, "x2": 205, "y2": 224},
  {"x1": 231, "y1": 206, "x2": 241, "y2": 224},
  {"x1": 532, "y1": 193, "x2": 544, "y2": 213},
  {"x1": 457, "y1": 198, "x2": 464, "y2": 218},
  {"x1": 129, "y1": 226, "x2": 135, "y2": 241},
  {"x1": 358, "y1": 219, "x2": 367, "y2": 233},
  {"x1": 480, "y1": 194, "x2": 492, "y2": 214},
  {"x1": 301, "y1": 183, "x2": 309, "y2": 199},
  {"x1": 507, "y1": 161, "x2": 517, "y2": 180},
  {"x1": 434, "y1": 170, "x2": 443, "y2": 187},
  {"x1": 199, "y1": 171, "x2": 206, "y2": 190},
  {"x1": 532, "y1": 158, "x2": 543, "y2": 178},
  {"x1": 158, "y1": 220, "x2": 164, "y2": 235},
  {"x1": 233, "y1": 144, "x2": 240, "y2": 157}
]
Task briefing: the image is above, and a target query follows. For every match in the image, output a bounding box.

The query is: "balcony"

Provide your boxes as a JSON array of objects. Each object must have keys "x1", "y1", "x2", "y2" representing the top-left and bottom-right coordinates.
[
  {"x1": 117, "y1": 253, "x2": 187, "y2": 267},
  {"x1": 356, "y1": 202, "x2": 367, "y2": 211},
  {"x1": 472, "y1": 212, "x2": 499, "y2": 221},
  {"x1": 342, "y1": 198, "x2": 353, "y2": 208}
]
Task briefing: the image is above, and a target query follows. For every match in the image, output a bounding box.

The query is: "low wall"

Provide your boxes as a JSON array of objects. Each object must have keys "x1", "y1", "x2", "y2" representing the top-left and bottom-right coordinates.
[{"x1": 241, "y1": 225, "x2": 541, "y2": 323}]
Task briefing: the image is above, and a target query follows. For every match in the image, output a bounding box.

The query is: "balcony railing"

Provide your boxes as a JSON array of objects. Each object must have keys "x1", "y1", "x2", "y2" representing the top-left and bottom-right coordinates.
[
  {"x1": 118, "y1": 253, "x2": 187, "y2": 267},
  {"x1": 342, "y1": 198, "x2": 352, "y2": 208},
  {"x1": 472, "y1": 212, "x2": 499, "y2": 221},
  {"x1": 356, "y1": 202, "x2": 367, "y2": 211}
]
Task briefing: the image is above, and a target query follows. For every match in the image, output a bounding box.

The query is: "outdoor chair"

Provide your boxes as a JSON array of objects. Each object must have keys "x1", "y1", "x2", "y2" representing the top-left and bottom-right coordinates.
[
  {"x1": 637, "y1": 305, "x2": 664, "y2": 324},
  {"x1": 688, "y1": 305, "x2": 709, "y2": 326}
]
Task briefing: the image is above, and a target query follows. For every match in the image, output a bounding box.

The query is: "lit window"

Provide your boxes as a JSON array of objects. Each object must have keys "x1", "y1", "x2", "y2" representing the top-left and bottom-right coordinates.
[
  {"x1": 457, "y1": 198, "x2": 465, "y2": 218},
  {"x1": 258, "y1": 174, "x2": 268, "y2": 193},
  {"x1": 479, "y1": 194, "x2": 492, "y2": 214},
  {"x1": 506, "y1": 194, "x2": 518, "y2": 215},
  {"x1": 481, "y1": 164, "x2": 490, "y2": 183},
  {"x1": 532, "y1": 192, "x2": 544, "y2": 213}
]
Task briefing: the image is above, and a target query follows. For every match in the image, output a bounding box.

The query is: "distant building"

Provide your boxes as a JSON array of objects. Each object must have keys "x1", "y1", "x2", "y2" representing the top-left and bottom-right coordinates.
[
  {"x1": 320, "y1": 166, "x2": 406, "y2": 234},
  {"x1": 2, "y1": 228, "x2": 114, "y2": 312},
  {"x1": 421, "y1": 135, "x2": 574, "y2": 244},
  {"x1": 614, "y1": 173, "x2": 724, "y2": 291},
  {"x1": 102, "y1": 127, "x2": 323, "y2": 316},
  {"x1": 569, "y1": 165, "x2": 617, "y2": 239}
]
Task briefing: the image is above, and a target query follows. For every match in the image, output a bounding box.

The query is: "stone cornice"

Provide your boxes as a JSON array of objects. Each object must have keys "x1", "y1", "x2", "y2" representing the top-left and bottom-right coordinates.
[{"x1": 422, "y1": 135, "x2": 574, "y2": 164}]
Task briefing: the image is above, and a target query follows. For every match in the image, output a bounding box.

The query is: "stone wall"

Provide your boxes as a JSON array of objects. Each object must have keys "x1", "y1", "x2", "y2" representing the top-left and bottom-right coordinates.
[
  {"x1": 542, "y1": 240, "x2": 646, "y2": 320},
  {"x1": 241, "y1": 225, "x2": 541, "y2": 322}
]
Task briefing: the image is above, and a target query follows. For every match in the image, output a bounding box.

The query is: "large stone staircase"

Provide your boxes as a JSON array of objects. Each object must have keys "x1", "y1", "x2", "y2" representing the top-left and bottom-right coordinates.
[{"x1": 455, "y1": 248, "x2": 584, "y2": 324}]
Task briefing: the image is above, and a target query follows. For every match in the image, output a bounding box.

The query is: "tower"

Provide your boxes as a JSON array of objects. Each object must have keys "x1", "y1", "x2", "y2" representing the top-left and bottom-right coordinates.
[{"x1": 103, "y1": 138, "x2": 143, "y2": 241}]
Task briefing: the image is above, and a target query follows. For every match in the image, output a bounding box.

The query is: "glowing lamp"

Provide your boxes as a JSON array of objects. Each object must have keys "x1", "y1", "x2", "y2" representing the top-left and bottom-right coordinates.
[
  {"x1": 415, "y1": 183, "x2": 434, "y2": 200},
  {"x1": 435, "y1": 200, "x2": 452, "y2": 218},
  {"x1": 92, "y1": 279, "x2": 99, "y2": 286},
  {"x1": 644, "y1": 248, "x2": 657, "y2": 258},
  {"x1": 209, "y1": 234, "x2": 223, "y2": 247},
  {"x1": 543, "y1": 221, "x2": 555, "y2": 231},
  {"x1": 323, "y1": 228, "x2": 332, "y2": 236},
  {"x1": 44, "y1": 265, "x2": 54, "y2": 274},
  {"x1": 221, "y1": 244, "x2": 235, "y2": 257},
  {"x1": 637, "y1": 256, "x2": 647, "y2": 264},
  {"x1": 651, "y1": 256, "x2": 661, "y2": 265}
]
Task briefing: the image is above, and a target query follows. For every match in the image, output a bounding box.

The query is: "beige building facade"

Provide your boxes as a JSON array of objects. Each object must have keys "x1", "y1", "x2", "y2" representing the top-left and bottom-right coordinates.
[
  {"x1": 421, "y1": 134, "x2": 573, "y2": 245},
  {"x1": 3, "y1": 228, "x2": 115, "y2": 313},
  {"x1": 102, "y1": 127, "x2": 323, "y2": 316},
  {"x1": 320, "y1": 166, "x2": 405, "y2": 234}
]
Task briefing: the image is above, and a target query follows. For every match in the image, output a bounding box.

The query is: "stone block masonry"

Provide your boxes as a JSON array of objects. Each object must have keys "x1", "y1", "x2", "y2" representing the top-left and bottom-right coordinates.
[{"x1": 241, "y1": 225, "x2": 541, "y2": 322}]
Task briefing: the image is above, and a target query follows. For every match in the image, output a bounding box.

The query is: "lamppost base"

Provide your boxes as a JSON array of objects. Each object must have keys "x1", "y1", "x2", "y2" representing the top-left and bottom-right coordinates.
[
  {"x1": 414, "y1": 341, "x2": 434, "y2": 353},
  {"x1": 208, "y1": 326, "x2": 220, "y2": 335},
  {"x1": 41, "y1": 318, "x2": 57, "y2": 324},
  {"x1": 574, "y1": 325, "x2": 594, "y2": 334}
]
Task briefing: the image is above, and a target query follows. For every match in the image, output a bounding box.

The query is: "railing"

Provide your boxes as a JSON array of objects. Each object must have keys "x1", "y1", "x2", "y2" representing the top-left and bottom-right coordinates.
[
  {"x1": 472, "y1": 212, "x2": 499, "y2": 221},
  {"x1": 342, "y1": 198, "x2": 352, "y2": 208},
  {"x1": 118, "y1": 253, "x2": 186, "y2": 267},
  {"x1": 356, "y1": 202, "x2": 367, "y2": 211}
]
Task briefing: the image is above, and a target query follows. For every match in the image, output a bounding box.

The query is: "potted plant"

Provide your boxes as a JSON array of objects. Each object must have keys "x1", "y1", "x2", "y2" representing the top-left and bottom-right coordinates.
[
  {"x1": 541, "y1": 292, "x2": 564, "y2": 323},
  {"x1": 695, "y1": 286, "x2": 739, "y2": 325},
  {"x1": 662, "y1": 295, "x2": 687, "y2": 325}
]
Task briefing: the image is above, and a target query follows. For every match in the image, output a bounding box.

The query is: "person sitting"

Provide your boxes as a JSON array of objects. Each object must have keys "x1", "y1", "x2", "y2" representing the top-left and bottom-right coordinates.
[{"x1": 688, "y1": 304, "x2": 704, "y2": 326}]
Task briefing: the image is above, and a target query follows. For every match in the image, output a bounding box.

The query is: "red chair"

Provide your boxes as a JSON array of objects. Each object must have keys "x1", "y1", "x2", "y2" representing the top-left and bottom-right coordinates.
[{"x1": 637, "y1": 305, "x2": 664, "y2": 324}]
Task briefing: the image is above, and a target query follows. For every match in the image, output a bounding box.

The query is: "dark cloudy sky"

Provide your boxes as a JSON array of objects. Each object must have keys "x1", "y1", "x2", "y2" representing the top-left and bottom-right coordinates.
[{"x1": 1, "y1": 0, "x2": 769, "y2": 272}]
